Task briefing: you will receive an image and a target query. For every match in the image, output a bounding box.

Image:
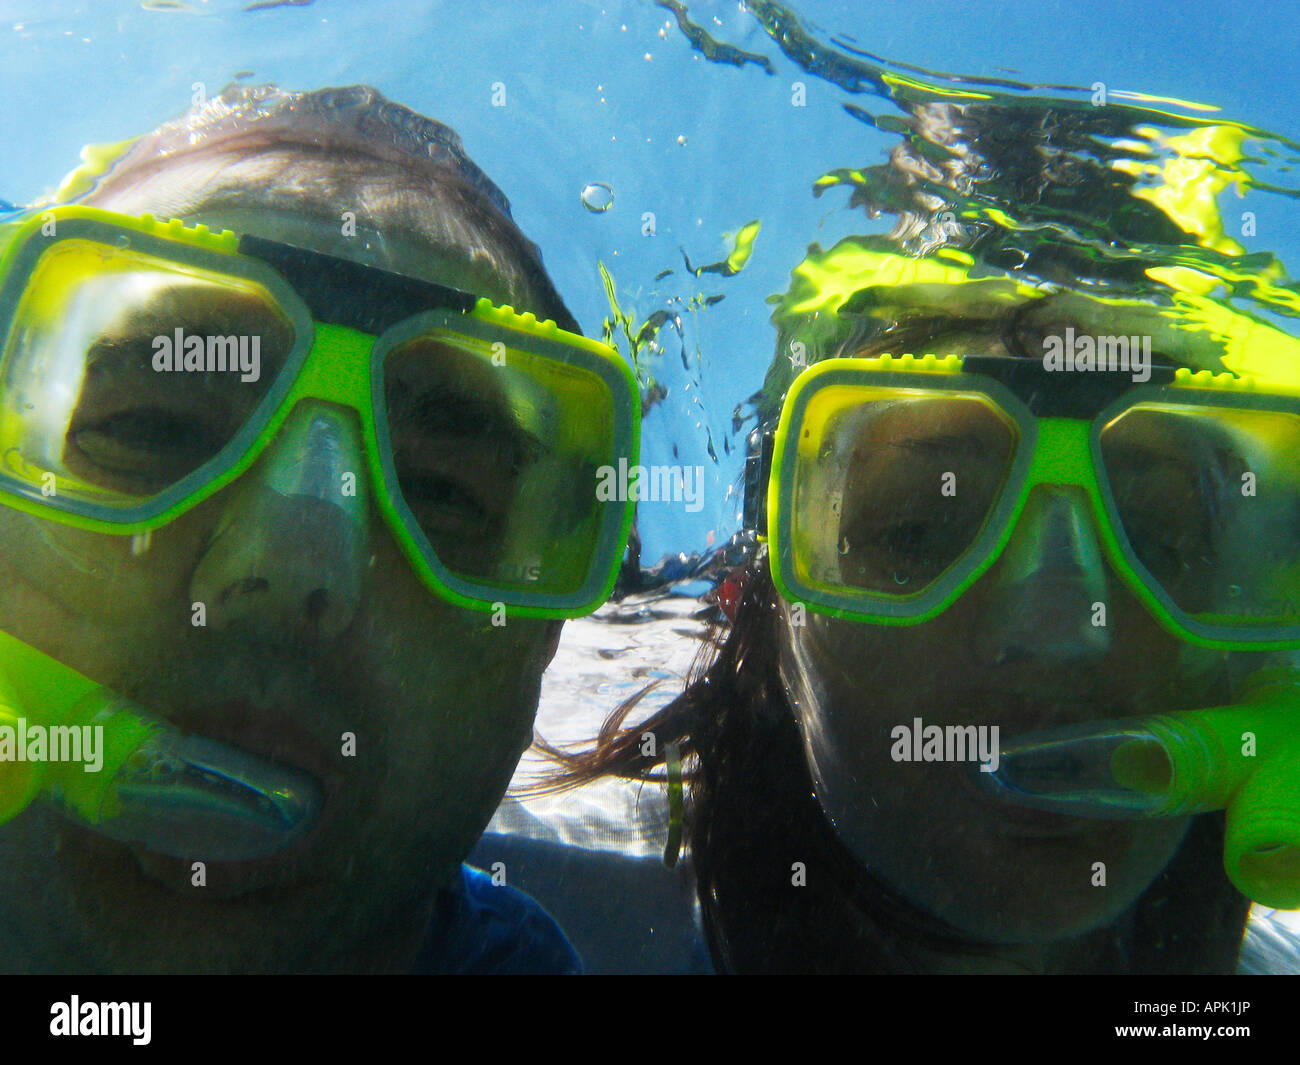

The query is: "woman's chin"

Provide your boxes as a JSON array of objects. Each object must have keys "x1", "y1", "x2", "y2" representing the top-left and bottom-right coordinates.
[{"x1": 904, "y1": 817, "x2": 1193, "y2": 945}]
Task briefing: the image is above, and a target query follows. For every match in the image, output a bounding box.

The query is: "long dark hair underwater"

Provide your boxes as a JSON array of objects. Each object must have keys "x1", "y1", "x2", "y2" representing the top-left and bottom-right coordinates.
[
  {"x1": 558, "y1": 564, "x2": 1247, "y2": 973},
  {"x1": 551, "y1": 63, "x2": 1300, "y2": 973}
]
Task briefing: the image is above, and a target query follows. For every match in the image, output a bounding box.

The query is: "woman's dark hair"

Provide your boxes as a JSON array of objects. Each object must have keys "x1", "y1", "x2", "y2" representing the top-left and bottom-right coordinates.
[{"x1": 554, "y1": 561, "x2": 1252, "y2": 973}]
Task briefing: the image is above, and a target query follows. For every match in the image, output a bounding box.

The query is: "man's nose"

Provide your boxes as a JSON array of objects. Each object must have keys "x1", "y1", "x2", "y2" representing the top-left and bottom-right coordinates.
[
  {"x1": 974, "y1": 486, "x2": 1112, "y2": 665},
  {"x1": 189, "y1": 402, "x2": 371, "y2": 641}
]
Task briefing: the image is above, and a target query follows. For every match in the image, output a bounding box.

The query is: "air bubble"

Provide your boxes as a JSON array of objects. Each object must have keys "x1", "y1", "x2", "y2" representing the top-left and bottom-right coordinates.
[{"x1": 580, "y1": 182, "x2": 614, "y2": 213}]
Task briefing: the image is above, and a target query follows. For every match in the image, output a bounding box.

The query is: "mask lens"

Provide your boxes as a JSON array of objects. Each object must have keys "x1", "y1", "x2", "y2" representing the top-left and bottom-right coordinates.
[
  {"x1": 381, "y1": 328, "x2": 616, "y2": 599},
  {"x1": 789, "y1": 386, "x2": 1017, "y2": 599},
  {"x1": 1100, "y1": 403, "x2": 1300, "y2": 631},
  {"x1": 0, "y1": 239, "x2": 293, "y2": 509}
]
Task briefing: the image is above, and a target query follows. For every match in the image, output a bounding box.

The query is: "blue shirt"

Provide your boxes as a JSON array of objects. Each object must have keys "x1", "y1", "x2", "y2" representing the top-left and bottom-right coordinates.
[{"x1": 410, "y1": 864, "x2": 582, "y2": 974}]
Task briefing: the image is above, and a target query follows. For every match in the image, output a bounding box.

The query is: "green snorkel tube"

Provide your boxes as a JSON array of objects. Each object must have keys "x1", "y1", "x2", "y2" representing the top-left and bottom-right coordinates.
[
  {"x1": 0, "y1": 629, "x2": 160, "y2": 828},
  {"x1": 0, "y1": 628, "x2": 323, "y2": 861},
  {"x1": 982, "y1": 671, "x2": 1300, "y2": 910}
]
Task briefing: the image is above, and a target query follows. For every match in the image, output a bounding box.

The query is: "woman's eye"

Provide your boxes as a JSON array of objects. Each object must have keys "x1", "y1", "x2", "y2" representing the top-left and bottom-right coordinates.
[
  {"x1": 1125, "y1": 517, "x2": 1209, "y2": 579},
  {"x1": 1130, "y1": 529, "x2": 1181, "y2": 571},
  {"x1": 875, "y1": 520, "x2": 938, "y2": 557}
]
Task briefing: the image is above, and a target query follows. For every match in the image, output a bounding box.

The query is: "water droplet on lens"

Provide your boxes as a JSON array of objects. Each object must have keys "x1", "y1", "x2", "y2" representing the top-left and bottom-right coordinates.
[{"x1": 580, "y1": 182, "x2": 614, "y2": 213}]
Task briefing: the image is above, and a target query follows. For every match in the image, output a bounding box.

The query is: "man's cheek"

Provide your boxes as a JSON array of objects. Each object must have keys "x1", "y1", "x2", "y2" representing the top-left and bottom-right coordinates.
[
  {"x1": 0, "y1": 533, "x2": 197, "y2": 635},
  {"x1": 365, "y1": 710, "x2": 509, "y2": 864}
]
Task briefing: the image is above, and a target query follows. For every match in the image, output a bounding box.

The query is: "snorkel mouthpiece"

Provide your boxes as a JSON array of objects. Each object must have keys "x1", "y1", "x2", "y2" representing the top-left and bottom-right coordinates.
[
  {"x1": 0, "y1": 630, "x2": 322, "y2": 861},
  {"x1": 983, "y1": 670, "x2": 1300, "y2": 909},
  {"x1": 85, "y1": 724, "x2": 323, "y2": 862}
]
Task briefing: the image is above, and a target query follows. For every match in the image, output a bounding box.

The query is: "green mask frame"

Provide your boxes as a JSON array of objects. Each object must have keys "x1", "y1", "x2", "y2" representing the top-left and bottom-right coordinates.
[
  {"x1": 0, "y1": 205, "x2": 641, "y2": 619},
  {"x1": 746, "y1": 353, "x2": 1300, "y2": 651}
]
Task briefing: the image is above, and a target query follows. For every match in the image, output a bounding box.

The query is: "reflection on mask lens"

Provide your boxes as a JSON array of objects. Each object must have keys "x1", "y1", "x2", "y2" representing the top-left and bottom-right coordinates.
[
  {"x1": 1, "y1": 240, "x2": 291, "y2": 506},
  {"x1": 382, "y1": 331, "x2": 615, "y2": 597},
  {"x1": 791, "y1": 391, "x2": 1017, "y2": 597}
]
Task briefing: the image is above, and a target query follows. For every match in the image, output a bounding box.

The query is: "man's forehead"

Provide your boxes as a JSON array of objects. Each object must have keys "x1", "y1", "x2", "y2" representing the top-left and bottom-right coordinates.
[{"x1": 79, "y1": 156, "x2": 532, "y2": 310}]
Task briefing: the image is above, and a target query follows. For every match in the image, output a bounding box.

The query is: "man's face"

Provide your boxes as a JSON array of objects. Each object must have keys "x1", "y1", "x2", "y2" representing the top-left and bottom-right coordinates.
[{"x1": 0, "y1": 188, "x2": 563, "y2": 972}]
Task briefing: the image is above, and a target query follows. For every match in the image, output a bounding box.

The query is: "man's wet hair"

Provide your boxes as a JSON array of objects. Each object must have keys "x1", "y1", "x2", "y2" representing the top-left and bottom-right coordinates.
[{"x1": 76, "y1": 83, "x2": 582, "y2": 334}]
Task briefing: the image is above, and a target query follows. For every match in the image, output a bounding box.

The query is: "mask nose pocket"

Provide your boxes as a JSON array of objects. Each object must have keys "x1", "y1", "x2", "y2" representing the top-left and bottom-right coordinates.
[
  {"x1": 976, "y1": 486, "x2": 1112, "y2": 664},
  {"x1": 189, "y1": 402, "x2": 370, "y2": 641}
]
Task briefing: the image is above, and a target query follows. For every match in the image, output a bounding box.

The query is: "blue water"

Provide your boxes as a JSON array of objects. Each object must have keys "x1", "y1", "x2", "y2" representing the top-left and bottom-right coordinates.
[
  {"x1": 5, "y1": 0, "x2": 1296, "y2": 568},
  {"x1": 5, "y1": 0, "x2": 1300, "y2": 982}
]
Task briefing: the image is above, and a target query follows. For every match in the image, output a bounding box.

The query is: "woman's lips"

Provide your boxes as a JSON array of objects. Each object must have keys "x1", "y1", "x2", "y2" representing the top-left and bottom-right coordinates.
[
  {"x1": 932, "y1": 693, "x2": 1149, "y2": 839},
  {"x1": 951, "y1": 759, "x2": 1094, "y2": 838}
]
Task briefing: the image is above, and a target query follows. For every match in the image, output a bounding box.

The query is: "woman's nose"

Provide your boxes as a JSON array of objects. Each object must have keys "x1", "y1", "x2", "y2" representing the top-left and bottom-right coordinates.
[
  {"x1": 189, "y1": 402, "x2": 371, "y2": 641},
  {"x1": 975, "y1": 486, "x2": 1112, "y2": 665}
]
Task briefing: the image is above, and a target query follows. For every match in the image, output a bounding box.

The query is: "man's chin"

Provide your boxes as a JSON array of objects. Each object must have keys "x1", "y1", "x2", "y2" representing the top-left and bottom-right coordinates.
[{"x1": 55, "y1": 820, "x2": 442, "y2": 973}]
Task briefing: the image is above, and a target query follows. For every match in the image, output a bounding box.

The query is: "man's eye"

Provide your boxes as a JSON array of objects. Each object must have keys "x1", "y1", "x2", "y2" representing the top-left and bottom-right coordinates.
[
  {"x1": 402, "y1": 471, "x2": 492, "y2": 520},
  {"x1": 76, "y1": 410, "x2": 193, "y2": 449},
  {"x1": 68, "y1": 410, "x2": 224, "y2": 488}
]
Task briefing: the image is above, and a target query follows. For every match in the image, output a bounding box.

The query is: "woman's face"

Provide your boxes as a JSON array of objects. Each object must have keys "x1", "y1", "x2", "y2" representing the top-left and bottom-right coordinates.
[{"x1": 776, "y1": 327, "x2": 1241, "y2": 944}]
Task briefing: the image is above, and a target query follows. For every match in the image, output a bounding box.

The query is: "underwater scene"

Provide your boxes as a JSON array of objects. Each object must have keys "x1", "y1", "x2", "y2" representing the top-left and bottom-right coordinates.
[{"x1": 3, "y1": 0, "x2": 1300, "y2": 1015}]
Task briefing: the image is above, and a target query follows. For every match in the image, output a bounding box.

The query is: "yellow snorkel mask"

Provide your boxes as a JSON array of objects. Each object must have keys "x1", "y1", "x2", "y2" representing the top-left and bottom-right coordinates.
[{"x1": 0, "y1": 205, "x2": 640, "y2": 617}]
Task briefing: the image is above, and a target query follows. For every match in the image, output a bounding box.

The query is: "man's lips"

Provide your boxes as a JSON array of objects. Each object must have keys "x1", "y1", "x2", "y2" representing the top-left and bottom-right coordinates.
[
  {"x1": 163, "y1": 699, "x2": 344, "y2": 794},
  {"x1": 97, "y1": 697, "x2": 348, "y2": 897}
]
